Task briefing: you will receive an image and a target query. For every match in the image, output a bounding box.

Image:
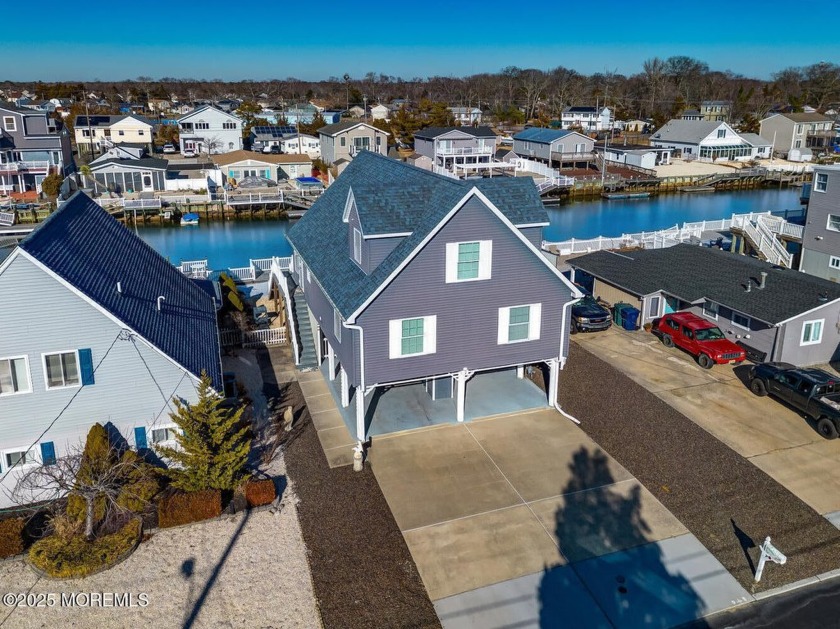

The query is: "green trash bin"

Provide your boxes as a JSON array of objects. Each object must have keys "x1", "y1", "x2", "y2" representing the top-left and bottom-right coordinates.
[{"x1": 613, "y1": 302, "x2": 631, "y2": 325}]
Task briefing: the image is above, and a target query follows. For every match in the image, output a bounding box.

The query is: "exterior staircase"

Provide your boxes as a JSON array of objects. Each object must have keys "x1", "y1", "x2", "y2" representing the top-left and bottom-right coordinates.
[{"x1": 292, "y1": 289, "x2": 319, "y2": 370}]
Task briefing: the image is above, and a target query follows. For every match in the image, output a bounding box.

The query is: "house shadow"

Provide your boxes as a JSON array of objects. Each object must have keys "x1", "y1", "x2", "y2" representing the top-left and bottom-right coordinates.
[{"x1": 538, "y1": 447, "x2": 708, "y2": 628}]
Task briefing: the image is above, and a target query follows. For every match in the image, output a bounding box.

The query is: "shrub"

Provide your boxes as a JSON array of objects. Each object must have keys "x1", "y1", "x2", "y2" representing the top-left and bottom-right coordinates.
[
  {"x1": 116, "y1": 450, "x2": 161, "y2": 513},
  {"x1": 0, "y1": 516, "x2": 25, "y2": 558},
  {"x1": 158, "y1": 490, "x2": 222, "y2": 528},
  {"x1": 244, "y1": 478, "x2": 276, "y2": 508},
  {"x1": 28, "y1": 518, "x2": 141, "y2": 579}
]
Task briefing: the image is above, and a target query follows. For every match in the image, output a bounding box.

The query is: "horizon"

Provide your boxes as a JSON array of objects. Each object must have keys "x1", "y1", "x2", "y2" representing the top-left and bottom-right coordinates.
[{"x1": 3, "y1": 1, "x2": 838, "y2": 83}]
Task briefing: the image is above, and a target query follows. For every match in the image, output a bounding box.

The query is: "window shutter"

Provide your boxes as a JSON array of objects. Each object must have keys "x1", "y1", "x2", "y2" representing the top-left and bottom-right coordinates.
[
  {"x1": 445, "y1": 242, "x2": 459, "y2": 283},
  {"x1": 478, "y1": 240, "x2": 493, "y2": 280},
  {"x1": 529, "y1": 303, "x2": 542, "y2": 340},
  {"x1": 497, "y1": 307, "x2": 510, "y2": 344},
  {"x1": 389, "y1": 320, "x2": 402, "y2": 359},
  {"x1": 134, "y1": 427, "x2": 148, "y2": 449},
  {"x1": 40, "y1": 441, "x2": 56, "y2": 465},
  {"x1": 78, "y1": 348, "x2": 95, "y2": 385},
  {"x1": 424, "y1": 316, "x2": 437, "y2": 355}
]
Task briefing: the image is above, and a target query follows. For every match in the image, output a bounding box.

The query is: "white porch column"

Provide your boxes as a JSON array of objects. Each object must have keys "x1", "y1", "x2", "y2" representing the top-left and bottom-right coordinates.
[
  {"x1": 340, "y1": 367, "x2": 350, "y2": 408},
  {"x1": 547, "y1": 358, "x2": 560, "y2": 407},
  {"x1": 516, "y1": 365, "x2": 525, "y2": 379},
  {"x1": 454, "y1": 368, "x2": 474, "y2": 423},
  {"x1": 314, "y1": 326, "x2": 323, "y2": 365},
  {"x1": 355, "y1": 386, "x2": 366, "y2": 442},
  {"x1": 326, "y1": 341, "x2": 336, "y2": 381}
]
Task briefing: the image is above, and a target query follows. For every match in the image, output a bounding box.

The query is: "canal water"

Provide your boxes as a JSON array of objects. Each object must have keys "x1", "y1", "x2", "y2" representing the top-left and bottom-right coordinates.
[{"x1": 137, "y1": 188, "x2": 803, "y2": 269}]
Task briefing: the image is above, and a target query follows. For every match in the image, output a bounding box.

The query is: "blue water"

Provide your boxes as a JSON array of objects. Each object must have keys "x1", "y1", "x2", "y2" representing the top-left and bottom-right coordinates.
[{"x1": 136, "y1": 188, "x2": 802, "y2": 269}]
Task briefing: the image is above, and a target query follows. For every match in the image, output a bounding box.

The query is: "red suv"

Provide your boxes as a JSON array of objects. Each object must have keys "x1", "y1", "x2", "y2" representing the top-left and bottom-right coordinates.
[{"x1": 654, "y1": 312, "x2": 746, "y2": 369}]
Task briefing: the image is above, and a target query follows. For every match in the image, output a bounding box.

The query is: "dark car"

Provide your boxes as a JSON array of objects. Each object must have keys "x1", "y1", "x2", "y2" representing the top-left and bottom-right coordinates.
[
  {"x1": 269, "y1": 145, "x2": 281, "y2": 154},
  {"x1": 654, "y1": 312, "x2": 746, "y2": 368},
  {"x1": 749, "y1": 363, "x2": 840, "y2": 438},
  {"x1": 570, "y1": 295, "x2": 611, "y2": 334}
]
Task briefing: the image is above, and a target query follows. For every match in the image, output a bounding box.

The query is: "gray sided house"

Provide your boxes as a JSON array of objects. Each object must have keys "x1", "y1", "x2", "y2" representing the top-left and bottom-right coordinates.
[
  {"x1": 801, "y1": 165, "x2": 840, "y2": 281},
  {"x1": 570, "y1": 244, "x2": 840, "y2": 366},
  {"x1": 513, "y1": 128, "x2": 594, "y2": 166},
  {"x1": 0, "y1": 193, "x2": 222, "y2": 507},
  {"x1": 286, "y1": 152, "x2": 581, "y2": 446},
  {"x1": 88, "y1": 157, "x2": 168, "y2": 193},
  {"x1": 318, "y1": 121, "x2": 389, "y2": 164},
  {"x1": 413, "y1": 126, "x2": 498, "y2": 174}
]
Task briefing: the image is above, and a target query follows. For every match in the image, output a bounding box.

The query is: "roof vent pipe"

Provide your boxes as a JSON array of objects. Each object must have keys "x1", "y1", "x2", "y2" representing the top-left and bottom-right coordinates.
[
  {"x1": 759, "y1": 272, "x2": 767, "y2": 290},
  {"x1": 157, "y1": 296, "x2": 165, "y2": 311},
  {"x1": 116, "y1": 281, "x2": 122, "y2": 294},
  {"x1": 746, "y1": 282, "x2": 751, "y2": 293}
]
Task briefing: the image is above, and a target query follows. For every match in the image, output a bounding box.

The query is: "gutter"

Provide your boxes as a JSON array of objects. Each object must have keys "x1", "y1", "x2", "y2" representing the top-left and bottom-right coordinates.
[{"x1": 556, "y1": 298, "x2": 581, "y2": 424}]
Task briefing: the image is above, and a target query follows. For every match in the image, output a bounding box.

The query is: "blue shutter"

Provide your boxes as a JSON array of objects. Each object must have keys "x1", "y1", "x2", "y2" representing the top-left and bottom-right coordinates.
[
  {"x1": 40, "y1": 442, "x2": 56, "y2": 465},
  {"x1": 78, "y1": 348, "x2": 95, "y2": 385},
  {"x1": 134, "y1": 427, "x2": 148, "y2": 449}
]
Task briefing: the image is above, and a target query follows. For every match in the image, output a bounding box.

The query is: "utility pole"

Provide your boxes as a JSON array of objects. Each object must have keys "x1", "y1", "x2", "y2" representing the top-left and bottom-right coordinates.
[{"x1": 84, "y1": 98, "x2": 95, "y2": 160}]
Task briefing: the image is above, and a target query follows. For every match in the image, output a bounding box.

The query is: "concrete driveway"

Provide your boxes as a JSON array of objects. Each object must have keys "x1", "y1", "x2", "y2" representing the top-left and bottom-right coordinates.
[{"x1": 574, "y1": 327, "x2": 840, "y2": 519}]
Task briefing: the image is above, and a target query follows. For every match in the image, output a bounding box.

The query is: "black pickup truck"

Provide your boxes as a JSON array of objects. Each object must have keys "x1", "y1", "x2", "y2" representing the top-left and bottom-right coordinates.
[
  {"x1": 570, "y1": 295, "x2": 611, "y2": 334},
  {"x1": 749, "y1": 363, "x2": 840, "y2": 439}
]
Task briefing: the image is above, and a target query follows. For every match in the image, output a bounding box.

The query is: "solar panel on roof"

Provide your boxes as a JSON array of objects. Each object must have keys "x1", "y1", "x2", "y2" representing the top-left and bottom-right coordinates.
[{"x1": 252, "y1": 126, "x2": 297, "y2": 137}]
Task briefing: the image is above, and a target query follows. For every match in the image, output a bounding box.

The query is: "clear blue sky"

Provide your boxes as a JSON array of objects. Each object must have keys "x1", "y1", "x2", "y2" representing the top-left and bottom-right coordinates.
[{"x1": 2, "y1": 1, "x2": 835, "y2": 82}]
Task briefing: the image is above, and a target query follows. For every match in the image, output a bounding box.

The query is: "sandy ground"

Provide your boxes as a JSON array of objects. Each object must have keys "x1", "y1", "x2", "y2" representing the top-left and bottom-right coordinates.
[
  {"x1": 0, "y1": 450, "x2": 319, "y2": 629},
  {"x1": 655, "y1": 158, "x2": 813, "y2": 177}
]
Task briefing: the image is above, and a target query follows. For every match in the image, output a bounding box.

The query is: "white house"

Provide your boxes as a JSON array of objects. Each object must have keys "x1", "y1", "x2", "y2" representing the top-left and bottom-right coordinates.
[
  {"x1": 177, "y1": 105, "x2": 243, "y2": 155},
  {"x1": 560, "y1": 106, "x2": 612, "y2": 131},
  {"x1": 73, "y1": 114, "x2": 155, "y2": 155},
  {"x1": 449, "y1": 107, "x2": 482, "y2": 125},
  {"x1": 280, "y1": 134, "x2": 321, "y2": 159},
  {"x1": 370, "y1": 104, "x2": 390, "y2": 121},
  {"x1": 650, "y1": 120, "x2": 770, "y2": 162},
  {"x1": 0, "y1": 192, "x2": 223, "y2": 507}
]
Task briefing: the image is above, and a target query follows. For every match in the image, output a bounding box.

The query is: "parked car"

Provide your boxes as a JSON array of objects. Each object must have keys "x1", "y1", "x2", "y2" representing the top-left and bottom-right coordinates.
[
  {"x1": 654, "y1": 312, "x2": 746, "y2": 368},
  {"x1": 162, "y1": 143, "x2": 176, "y2": 154},
  {"x1": 570, "y1": 294, "x2": 611, "y2": 333},
  {"x1": 269, "y1": 145, "x2": 281, "y2": 154},
  {"x1": 182, "y1": 149, "x2": 196, "y2": 158},
  {"x1": 749, "y1": 363, "x2": 840, "y2": 438}
]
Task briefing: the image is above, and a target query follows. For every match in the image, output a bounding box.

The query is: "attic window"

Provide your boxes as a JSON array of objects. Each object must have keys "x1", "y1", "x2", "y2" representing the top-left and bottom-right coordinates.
[{"x1": 3, "y1": 117, "x2": 15, "y2": 132}]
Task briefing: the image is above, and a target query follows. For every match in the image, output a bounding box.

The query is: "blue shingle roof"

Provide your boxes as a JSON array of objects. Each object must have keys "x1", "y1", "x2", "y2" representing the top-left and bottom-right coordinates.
[
  {"x1": 287, "y1": 151, "x2": 548, "y2": 319},
  {"x1": 19, "y1": 193, "x2": 222, "y2": 390},
  {"x1": 514, "y1": 128, "x2": 574, "y2": 143}
]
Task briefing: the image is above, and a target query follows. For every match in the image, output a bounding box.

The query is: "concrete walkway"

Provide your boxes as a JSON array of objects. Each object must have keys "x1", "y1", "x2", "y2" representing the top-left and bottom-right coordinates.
[{"x1": 296, "y1": 369, "x2": 355, "y2": 468}]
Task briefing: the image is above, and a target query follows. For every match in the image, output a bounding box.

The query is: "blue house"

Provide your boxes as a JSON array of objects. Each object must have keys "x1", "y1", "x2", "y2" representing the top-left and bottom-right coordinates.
[
  {"x1": 285, "y1": 152, "x2": 581, "y2": 451},
  {"x1": 0, "y1": 193, "x2": 222, "y2": 507}
]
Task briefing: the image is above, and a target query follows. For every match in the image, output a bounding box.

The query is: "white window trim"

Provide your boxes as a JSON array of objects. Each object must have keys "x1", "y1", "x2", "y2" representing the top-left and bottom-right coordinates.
[
  {"x1": 334, "y1": 309, "x2": 342, "y2": 343},
  {"x1": 815, "y1": 173, "x2": 828, "y2": 193},
  {"x1": 1, "y1": 446, "x2": 38, "y2": 473},
  {"x1": 497, "y1": 303, "x2": 542, "y2": 345},
  {"x1": 830, "y1": 256, "x2": 840, "y2": 270},
  {"x1": 353, "y1": 228, "x2": 362, "y2": 265},
  {"x1": 41, "y1": 349, "x2": 81, "y2": 391},
  {"x1": 647, "y1": 296, "x2": 662, "y2": 319},
  {"x1": 801, "y1": 319, "x2": 824, "y2": 346},
  {"x1": 445, "y1": 240, "x2": 492, "y2": 283},
  {"x1": 388, "y1": 315, "x2": 437, "y2": 359},
  {"x1": 827, "y1": 214, "x2": 840, "y2": 233},
  {"x1": 0, "y1": 354, "x2": 32, "y2": 396},
  {"x1": 3, "y1": 116, "x2": 16, "y2": 132},
  {"x1": 703, "y1": 301, "x2": 719, "y2": 321},
  {"x1": 151, "y1": 424, "x2": 181, "y2": 446},
  {"x1": 731, "y1": 312, "x2": 751, "y2": 330}
]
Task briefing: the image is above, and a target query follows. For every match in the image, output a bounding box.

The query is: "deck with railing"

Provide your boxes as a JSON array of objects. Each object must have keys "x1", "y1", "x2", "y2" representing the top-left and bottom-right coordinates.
[{"x1": 179, "y1": 256, "x2": 292, "y2": 282}]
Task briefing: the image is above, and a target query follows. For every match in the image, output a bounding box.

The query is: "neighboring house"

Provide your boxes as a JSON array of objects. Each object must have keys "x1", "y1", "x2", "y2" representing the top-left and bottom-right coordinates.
[
  {"x1": 700, "y1": 101, "x2": 730, "y2": 122},
  {"x1": 281, "y1": 104, "x2": 319, "y2": 126},
  {"x1": 178, "y1": 105, "x2": 243, "y2": 155},
  {"x1": 413, "y1": 127, "x2": 499, "y2": 175},
  {"x1": 370, "y1": 104, "x2": 390, "y2": 121},
  {"x1": 0, "y1": 102, "x2": 74, "y2": 194},
  {"x1": 513, "y1": 128, "x2": 594, "y2": 166},
  {"x1": 596, "y1": 143, "x2": 672, "y2": 169},
  {"x1": 681, "y1": 109, "x2": 703, "y2": 121},
  {"x1": 279, "y1": 134, "x2": 321, "y2": 159},
  {"x1": 346, "y1": 105, "x2": 365, "y2": 118},
  {"x1": 73, "y1": 114, "x2": 154, "y2": 155},
  {"x1": 649, "y1": 120, "x2": 767, "y2": 161},
  {"x1": 318, "y1": 121, "x2": 389, "y2": 164},
  {"x1": 448, "y1": 107, "x2": 482, "y2": 125},
  {"x1": 0, "y1": 192, "x2": 222, "y2": 507},
  {"x1": 570, "y1": 244, "x2": 840, "y2": 365},
  {"x1": 211, "y1": 150, "x2": 312, "y2": 182},
  {"x1": 800, "y1": 165, "x2": 840, "y2": 281},
  {"x1": 285, "y1": 151, "x2": 581, "y2": 447},
  {"x1": 759, "y1": 113, "x2": 836, "y2": 161},
  {"x1": 560, "y1": 106, "x2": 612, "y2": 131},
  {"x1": 87, "y1": 155, "x2": 168, "y2": 193},
  {"x1": 405, "y1": 153, "x2": 433, "y2": 170},
  {"x1": 739, "y1": 133, "x2": 773, "y2": 159},
  {"x1": 249, "y1": 125, "x2": 297, "y2": 152}
]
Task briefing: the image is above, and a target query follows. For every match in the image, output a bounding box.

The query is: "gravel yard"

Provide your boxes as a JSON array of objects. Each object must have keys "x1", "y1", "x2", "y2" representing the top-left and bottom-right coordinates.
[
  {"x1": 558, "y1": 343, "x2": 840, "y2": 593},
  {"x1": 0, "y1": 455, "x2": 319, "y2": 629}
]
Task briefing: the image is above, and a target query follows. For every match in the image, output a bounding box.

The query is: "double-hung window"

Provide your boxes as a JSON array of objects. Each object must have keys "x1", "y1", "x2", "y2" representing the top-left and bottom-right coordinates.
[
  {"x1": 498, "y1": 304, "x2": 542, "y2": 344},
  {"x1": 0, "y1": 356, "x2": 31, "y2": 395},
  {"x1": 801, "y1": 319, "x2": 824, "y2": 346},
  {"x1": 827, "y1": 215, "x2": 840, "y2": 232},
  {"x1": 815, "y1": 173, "x2": 828, "y2": 193},
  {"x1": 389, "y1": 316, "x2": 437, "y2": 358},
  {"x1": 445, "y1": 240, "x2": 492, "y2": 283},
  {"x1": 3, "y1": 116, "x2": 15, "y2": 132},
  {"x1": 43, "y1": 351, "x2": 80, "y2": 388}
]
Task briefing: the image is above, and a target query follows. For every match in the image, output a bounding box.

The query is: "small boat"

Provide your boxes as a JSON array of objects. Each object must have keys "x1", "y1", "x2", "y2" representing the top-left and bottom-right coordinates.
[
  {"x1": 180, "y1": 212, "x2": 200, "y2": 226},
  {"x1": 602, "y1": 191, "x2": 651, "y2": 200},
  {"x1": 679, "y1": 186, "x2": 716, "y2": 193}
]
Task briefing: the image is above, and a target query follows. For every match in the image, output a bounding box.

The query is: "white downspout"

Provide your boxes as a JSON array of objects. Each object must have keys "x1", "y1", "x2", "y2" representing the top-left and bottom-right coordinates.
[
  {"x1": 343, "y1": 321, "x2": 367, "y2": 455},
  {"x1": 555, "y1": 298, "x2": 581, "y2": 424}
]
